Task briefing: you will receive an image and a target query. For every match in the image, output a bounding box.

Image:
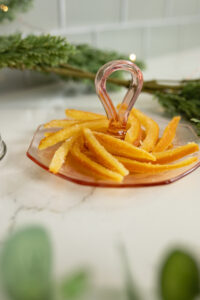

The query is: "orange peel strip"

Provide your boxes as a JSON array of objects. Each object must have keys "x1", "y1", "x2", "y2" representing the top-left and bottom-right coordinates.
[
  {"x1": 94, "y1": 131, "x2": 156, "y2": 162},
  {"x1": 39, "y1": 119, "x2": 109, "y2": 150},
  {"x1": 167, "y1": 143, "x2": 173, "y2": 150},
  {"x1": 44, "y1": 119, "x2": 79, "y2": 128},
  {"x1": 125, "y1": 115, "x2": 141, "y2": 146},
  {"x1": 49, "y1": 137, "x2": 75, "y2": 174},
  {"x1": 131, "y1": 108, "x2": 159, "y2": 152},
  {"x1": 44, "y1": 132, "x2": 54, "y2": 137},
  {"x1": 154, "y1": 142, "x2": 199, "y2": 164},
  {"x1": 83, "y1": 128, "x2": 129, "y2": 176},
  {"x1": 154, "y1": 116, "x2": 180, "y2": 152},
  {"x1": 65, "y1": 109, "x2": 106, "y2": 120},
  {"x1": 70, "y1": 141, "x2": 123, "y2": 182},
  {"x1": 116, "y1": 156, "x2": 197, "y2": 174}
]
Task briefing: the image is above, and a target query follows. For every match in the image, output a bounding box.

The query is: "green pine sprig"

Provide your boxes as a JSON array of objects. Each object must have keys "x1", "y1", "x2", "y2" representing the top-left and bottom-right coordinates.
[
  {"x1": 0, "y1": 33, "x2": 76, "y2": 70},
  {"x1": 155, "y1": 81, "x2": 200, "y2": 135},
  {"x1": 0, "y1": 33, "x2": 200, "y2": 134}
]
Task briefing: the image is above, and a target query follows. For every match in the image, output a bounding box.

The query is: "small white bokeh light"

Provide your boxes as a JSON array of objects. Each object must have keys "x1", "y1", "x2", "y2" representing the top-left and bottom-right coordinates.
[
  {"x1": 129, "y1": 53, "x2": 137, "y2": 62},
  {"x1": 0, "y1": 135, "x2": 6, "y2": 160}
]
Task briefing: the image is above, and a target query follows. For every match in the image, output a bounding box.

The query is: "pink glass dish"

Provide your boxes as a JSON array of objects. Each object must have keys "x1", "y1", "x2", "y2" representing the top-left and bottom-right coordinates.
[
  {"x1": 27, "y1": 119, "x2": 200, "y2": 188},
  {"x1": 26, "y1": 60, "x2": 200, "y2": 187}
]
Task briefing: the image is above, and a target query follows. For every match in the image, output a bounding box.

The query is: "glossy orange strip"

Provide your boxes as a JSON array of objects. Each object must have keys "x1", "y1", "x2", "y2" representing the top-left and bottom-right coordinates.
[
  {"x1": 131, "y1": 108, "x2": 159, "y2": 152},
  {"x1": 39, "y1": 119, "x2": 109, "y2": 150},
  {"x1": 65, "y1": 109, "x2": 106, "y2": 120},
  {"x1": 70, "y1": 141, "x2": 123, "y2": 182},
  {"x1": 83, "y1": 128, "x2": 129, "y2": 176},
  {"x1": 154, "y1": 142, "x2": 199, "y2": 164},
  {"x1": 94, "y1": 131, "x2": 156, "y2": 162},
  {"x1": 116, "y1": 156, "x2": 197, "y2": 174},
  {"x1": 154, "y1": 116, "x2": 180, "y2": 152}
]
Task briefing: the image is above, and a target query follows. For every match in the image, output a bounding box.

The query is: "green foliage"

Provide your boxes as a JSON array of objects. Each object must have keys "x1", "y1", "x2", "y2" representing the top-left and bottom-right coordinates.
[
  {"x1": 59, "y1": 270, "x2": 89, "y2": 299},
  {"x1": 1, "y1": 33, "x2": 200, "y2": 131},
  {"x1": 0, "y1": 34, "x2": 145, "y2": 91},
  {"x1": 0, "y1": 33, "x2": 76, "y2": 70},
  {"x1": 0, "y1": 226, "x2": 53, "y2": 300},
  {"x1": 160, "y1": 249, "x2": 200, "y2": 300},
  {"x1": 155, "y1": 81, "x2": 200, "y2": 135},
  {"x1": 68, "y1": 44, "x2": 145, "y2": 72},
  {"x1": 0, "y1": 0, "x2": 33, "y2": 23},
  {"x1": 1, "y1": 224, "x2": 200, "y2": 300}
]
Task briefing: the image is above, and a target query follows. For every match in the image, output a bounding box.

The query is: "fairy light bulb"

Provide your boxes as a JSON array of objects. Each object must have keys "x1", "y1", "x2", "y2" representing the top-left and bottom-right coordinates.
[
  {"x1": 0, "y1": 4, "x2": 8, "y2": 12},
  {"x1": 129, "y1": 53, "x2": 136, "y2": 62}
]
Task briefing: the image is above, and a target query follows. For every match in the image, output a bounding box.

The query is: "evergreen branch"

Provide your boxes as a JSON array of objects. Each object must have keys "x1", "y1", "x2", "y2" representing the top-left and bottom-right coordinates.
[
  {"x1": 155, "y1": 82, "x2": 200, "y2": 135},
  {"x1": 0, "y1": 0, "x2": 33, "y2": 22},
  {"x1": 0, "y1": 34, "x2": 76, "y2": 69},
  {"x1": 0, "y1": 33, "x2": 200, "y2": 134}
]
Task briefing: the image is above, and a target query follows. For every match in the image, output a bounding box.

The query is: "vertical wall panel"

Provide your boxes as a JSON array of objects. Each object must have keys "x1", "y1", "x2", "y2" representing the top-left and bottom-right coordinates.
[
  {"x1": 167, "y1": 0, "x2": 198, "y2": 17},
  {"x1": 22, "y1": 0, "x2": 59, "y2": 30},
  {"x1": 128, "y1": 0, "x2": 165, "y2": 20},
  {"x1": 147, "y1": 25, "x2": 179, "y2": 58},
  {"x1": 97, "y1": 28, "x2": 143, "y2": 58},
  {"x1": 65, "y1": 0, "x2": 121, "y2": 27},
  {"x1": 179, "y1": 23, "x2": 200, "y2": 51},
  {"x1": 65, "y1": 33, "x2": 93, "y2": 45}
]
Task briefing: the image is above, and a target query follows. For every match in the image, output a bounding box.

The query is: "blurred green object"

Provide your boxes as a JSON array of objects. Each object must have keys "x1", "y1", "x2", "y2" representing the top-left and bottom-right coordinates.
[
  {"x1": 60, "y1": 270, "x2": 90, "y2": 299},
  {"x1": 160, "y1": 249, "x2": 200, "y2": 300},
  {"x1": 0, "y1": 226, "x2": 52, "y2": 300},
  {"x1": 155, "y1": 81, "x2": 200, "y2": 135},
  {"x1": 0, "y1": 34, "x2": 145, "y2": 92},
  {"x1": 0, "y1": 0, "x2": 33, "y2": 23},
  {"x1": 0, "y1": 34, "x2": 76, "y2": 71},
  {"x1": 119, "y1": 244, "x2": 141, "y2": 300}
]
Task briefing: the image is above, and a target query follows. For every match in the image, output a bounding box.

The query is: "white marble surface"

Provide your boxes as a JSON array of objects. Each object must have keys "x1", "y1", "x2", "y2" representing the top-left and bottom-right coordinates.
[{"x1": 0, "y1": 48, "x2": 200, "y2": 299}]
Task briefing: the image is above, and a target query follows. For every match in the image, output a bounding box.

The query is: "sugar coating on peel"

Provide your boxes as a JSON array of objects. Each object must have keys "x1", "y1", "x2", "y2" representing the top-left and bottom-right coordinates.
[
  {"x1": 125, "y1": 115, "x2": 141, "y2": 145},
  {"x1": 44, "y1": 119, "x2": 79, "y2": 128},
  {"x1": 39, "y1": 119, "x2": 109, "y2": 150},
  {"x1": 83, "y1": 128, "x2": 129, "y2": 176},
  {"x1": 65, "y1": 109, "x2": 106, "y2": 120},
  {"x1": 131, "y1": 108, "x2": 159, "y2": 152},
  {"x1": 49, "y1": 137, "x2": 75, "y2": 174},
  {"x1": 37, "y1": 106, "x2": 200, "y2": 183},
  {"x1": 153, "y1": 142, "x2": 199, "y2": 164},
  {"x1": 154, "y1": 116, "x2": 180, "y2": 152},
  {"x1": 70, "y1": 141, "x2": 124, "y2": 182},
  {"x1": 93, "y1": 131, "x2": 156, "y2": 162},
  {"x1": 116, "y1": 156, "x2": 197, "y2": 174}
]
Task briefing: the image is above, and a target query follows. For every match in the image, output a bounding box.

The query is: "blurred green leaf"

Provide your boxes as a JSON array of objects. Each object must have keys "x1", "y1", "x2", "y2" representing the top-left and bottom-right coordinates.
[
  {"x1": 160, "y1": 249, "x2": 200, "y2": 300},
  {"x1": 155, "y1": 81, "x2": 200, "y2": 135},
  {"x1": 60, "y1": 270, "x2": 89, "y2": 299},
  {"x1": 0, "y1": 34, "x2": 75, "y2": 70},
  {"x1": 0, "y1": 226, "x2": 52, "y2": 300},
  {"x1": 119, "y1": 245, "x2": 141, "y2": 300}
]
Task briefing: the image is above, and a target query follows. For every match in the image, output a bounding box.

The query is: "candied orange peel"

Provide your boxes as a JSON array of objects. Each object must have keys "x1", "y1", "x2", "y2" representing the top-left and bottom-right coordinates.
[
  {"x1": 131, "y1": 108, "x2": 159, "y2": 152},
  {"x1": 153, "y1": 116, "x2": 180, "y2": 152},
  {"x1": 38, "y1": 108, "x2": 199, "y2": 182}
]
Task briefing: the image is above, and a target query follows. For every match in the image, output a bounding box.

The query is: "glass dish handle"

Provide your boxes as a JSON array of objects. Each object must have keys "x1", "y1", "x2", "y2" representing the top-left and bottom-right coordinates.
[{"x1": 95, "y1": 60, "x2": 143, "y2": 135}]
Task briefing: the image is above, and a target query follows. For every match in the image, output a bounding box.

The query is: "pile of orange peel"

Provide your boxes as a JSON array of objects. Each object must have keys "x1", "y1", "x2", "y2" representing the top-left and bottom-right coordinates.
[{"x1": 38, "y1": 107, "x2": 199, "y2": 182}]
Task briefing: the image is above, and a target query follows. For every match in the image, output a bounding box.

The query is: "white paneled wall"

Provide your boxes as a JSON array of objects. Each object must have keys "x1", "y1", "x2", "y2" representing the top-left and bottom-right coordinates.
[
  {"x1": 0, "y1": 0, "x2": 200, "y2": 91},
  {"x1": 0, "y1": 0, "x2": 200, "y2": 58}
]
